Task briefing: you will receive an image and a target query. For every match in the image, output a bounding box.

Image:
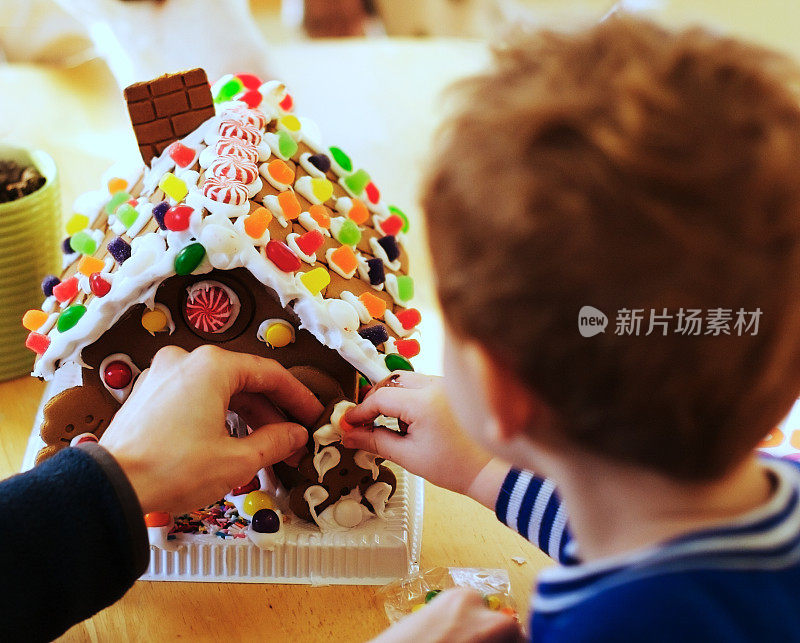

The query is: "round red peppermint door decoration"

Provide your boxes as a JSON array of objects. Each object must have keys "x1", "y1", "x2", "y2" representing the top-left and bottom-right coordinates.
[{"x1": 185, "y1": 282, "x2": 241, "y2": 334}]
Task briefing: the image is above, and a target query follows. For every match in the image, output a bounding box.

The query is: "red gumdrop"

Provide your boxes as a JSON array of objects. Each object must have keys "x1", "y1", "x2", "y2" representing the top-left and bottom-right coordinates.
[
  {"x1": 232, "y1": 476, "x2": 260, "y2": 496},
  {"x1": 89, "y1": 273, "x2": 111, "y2": 297},
  {"x1": 236, "y1": 73, "x2": 262, "y2": 89},
  {"x1": 164, "y1": 204, "x2": 193, "y2": 231},
  {"x1": 365, "y1": 181, "x2": 380, "y2": 204},
  {"x1": 25, "y1": 332, "x2": 50, "y2": 355},
  {"x1": 295, "y1": 230, "x2": 324, "y2": 256},
  {"x1": 265, "y1": 240, "x2": 301, "y2": 272},
  {"x1": 395, "y1": 338, "x2": 420, "y2": 359},
  {"x1": 104, "y1": 360, "x2": 132, "y2": 390},
  {"x1": 241, "y1": 89, "x2": 263, "y2": 109},
  {"x1": 52, "y1": 277, "x2": 79, "y2": 303},
  {"x1": 279, "y1": 93, "x2": 293, "y2": 111},
  {"x1": 396, "y1": 308, "x2": 421, "y2": 330},
  {"x1": 127, "y1": 198, "x2": 138, "y2": 207},
  {"x1": 168, "y1": 142, "x2": 196, "y2": 168},
  {"x1": 380, "y1": 214, "x2": 404, "y2": 237}
]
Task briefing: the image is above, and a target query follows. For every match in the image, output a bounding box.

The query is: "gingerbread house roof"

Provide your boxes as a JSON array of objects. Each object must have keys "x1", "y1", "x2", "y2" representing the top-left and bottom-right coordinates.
[{"x1": 23, "y1": 70, "x2": 421, "y2": 384}]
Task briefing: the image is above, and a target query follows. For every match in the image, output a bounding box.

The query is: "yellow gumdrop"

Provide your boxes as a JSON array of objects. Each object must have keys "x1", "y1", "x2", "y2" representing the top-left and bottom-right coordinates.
[
  {"x1": 300, "y1": 266, "x2": 331, "y2": 296},
  {"x1": 66, "y1": 214, "x2": 89, "y2": 235},
  {"x1": 411, "y1": 604, "x2": 426, "y2": 613},
  {"x1": 486, "y1": 595, "x2": 502, "y2": 610},
  {"x1": 265, "y1": 322, "x2": 294, "y2": 348},
  {"x1": 141, "y1": 309, "x2": 168, "y2": 334},
  {"x1": 311, "y1": 178, "x2": 333, "y2": 203},
  {"x1": 279, "y1": 115, "x2": 301, "y2": 132},
  {"x1": 243, "y1": 491, "x2": 274, "y2": 516}
]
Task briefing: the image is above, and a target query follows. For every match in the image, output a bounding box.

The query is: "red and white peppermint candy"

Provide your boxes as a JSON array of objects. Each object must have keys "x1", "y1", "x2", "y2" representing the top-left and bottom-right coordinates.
[
  {"x1": 209, "y1": 156, "x2": 259, "y2": 184},
  {"x1": 221, "y1": 107, "x2": 268, "y2": 131},
  {"x1": 218, "y1": 119, "x2": 262, "y2": 146},
  {"x1": 202, "y1": 176, "x2": 249, "y2": 205},
  {"x1": 215, "y1": 137, "x2": 259, "y2": 163},
  {"x1": 186, "y1": 286, "x2": 232, "y2": 333}
]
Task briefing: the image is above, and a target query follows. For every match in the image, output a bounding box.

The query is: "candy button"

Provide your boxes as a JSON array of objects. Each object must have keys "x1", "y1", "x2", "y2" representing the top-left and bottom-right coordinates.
[
  {"x1": 251, "y1": 508, "x2": 281, "y2": 534},
  {"x1": 259, "y1": 319, "x2": 295, "y2": 348},
  {"x1": 347, "y1": 199, "x2": 369, "y2": 225},
  {"x1": 308, "y1": 154, "x2": 331, "y2": 174},
  {"x1": 107, "y1": 177, "x2": 127, "y2": 194},
  {"x1": 65, "y1": 214, "x2": 88, "y2": 235},
  {"x1": 232, "y1": 476, "x2": 260, "y2": 496},
  {"x1": 365, "y1": 181, "x2": 380, "y2": 204},
  {"x1": 300, "y1": 266, "x2": 331, "y2": 296},
  {"x1": 168, "y1": 142, "x2": 196, "y2": 168},
  {"x1": 57, "y1": 305, "x2": 87, "y2": 333},
  {"x1": 78, "y1": 256, "x2": 105, "y2": 277},
  {"x1": 329, "y1": 244, "x2": 358, "y2": 276},
  {"x1": 144, "y1": 512, "x2": 171, "y2": 528},
  {"x1": 311, "y1": 177, "x2": 333, "y2": 203},
  {"x1": 335, "y1": 219, "x2": 361, "y2": 246},
  {"x1": 244, "y1": 207, "x2": 272, "y2": 239},
  {"x1": 279, "y1": 115, "x2": 301, "y2": 132},
  {"x1": 396, "y1": 275, "x2": 414, "y2": 302},
  {"x1": 278, "y1": 130, "x2": 298, "y2": 159},
  {"x1": 385, "y1": 353, "x2": 414, "y2": 372},
  {"x1": 142, "y1": 309, "x2": 168, "y2": 334},
  {"x1": 89, "y1": 273, "x2": 111, "y2": 297},
  {"x1": 344, "y1": 169, "x2": 370, "y2": 196},
  {"x1": 164, "y1": 204, "x2": 193, "y2": 232},
  {"x1": 174, "y1": 242, "x2": 206, "y2": 275},
  {"x1": 25, "y1": 332, "x2": 50, "y2": 355},
  {"x1": 243, "y1": 491, "x2": 275, "y2": 516},
  {"x1": 22, "y1": 310, "x2": 48, "y2": 332},
  {"x1": 52, "y1": 277, "x2": 79, "y2": 303},
  {"x1": 359, "y1": 292, "x2": 387, "y2": 319},
  {"x1": 329, "y1": 147, "x2": 353, "y2": 173},
  {"x1": 395, "y1": 338, "x2": 420, "y2": 359},
  {"x1": 70, "y1": 231, "x2": 97, "y2": 256},
  {"x1": 104, "y1": 360, "x2": 133, "y2": 389},
  {"x1": 295, "y1": 229, "x2": 324, "y2": 256},
  {"x1": 396, "y1": 308, "x2": 421, "y2": 330},
  {"x1": 267, "y1": 159, "x2": 295, "y2": 185},
  {"x1": 105, "y1": 191, "x2": 131, "y2": 214},
  {"x1": 265, "y1": 240, "x2": 301, "y2": 272},
  {"x1": 158, "y1": 172, "x2": 188, "y2": 202}
]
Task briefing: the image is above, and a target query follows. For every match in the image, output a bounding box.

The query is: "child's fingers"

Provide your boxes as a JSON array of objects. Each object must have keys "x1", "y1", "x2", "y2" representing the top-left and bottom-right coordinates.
[
  {"x1": 229, "y1": 391, "x2": 285, "y2": 429},
  {"x1": 235, "y1": 421, "x2": 308, "y2": 471},
  {"x1": 370, "y1": 371, "x2": 436, "y2": 391},
  {"x1": 345, "y1": 386, "x2": 418, "y2": 425},
  {"x1": 341, "y1": 426, "x2": 406, "y2": 462}
]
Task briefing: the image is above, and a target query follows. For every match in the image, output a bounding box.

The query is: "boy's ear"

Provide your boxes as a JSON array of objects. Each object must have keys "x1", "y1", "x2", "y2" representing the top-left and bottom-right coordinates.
[{"x1": 477, "y1": 348, "x2": 551, "y2": 443}]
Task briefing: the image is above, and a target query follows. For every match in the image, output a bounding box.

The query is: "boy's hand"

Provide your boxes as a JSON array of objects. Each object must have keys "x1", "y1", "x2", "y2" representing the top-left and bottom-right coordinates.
[
  {"x1": 342, "y1": 373, "x2": 493, "y2": 496},
  {"x1": 371, "y1": 588, "x2": 522, "y2": 643},
  {"x1": 99, "y1": 345, "x2": 322, "y2": 515}
]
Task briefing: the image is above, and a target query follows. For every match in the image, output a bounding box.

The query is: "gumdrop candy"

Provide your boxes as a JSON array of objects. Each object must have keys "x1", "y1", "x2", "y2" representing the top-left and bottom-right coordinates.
[
  {"x1": 395, "y1": 338, "x2": 420, "y2": 359},
  {"x1": 347, "y1": 199, "x2": 369, "y2": 225},
  {"x1": 344, "y1": 169, "x2": 370, "y2": 195},
  {"x1": 359, "y1": 292, "x2": 387, "y2": 319},
  {"x1": 358, "y1": 324, "x2": 389, "y2": 347},
  {"x1": 25, "y1": 332, "x2": 50, "y2": 355},
  {"x1": 395, "y1": 308, "x2": 421, "y2": 330},
  {"x1": 236, "y1": 73, "x2": 262, "y2": 89},
  {"x1": 89, "y1": 273, "x2": 111, "y2": 297},
  {"x1": 396, "y1": 275, "x2": 414, "y2": 302},
  {"x1": 57, "y1": 304, "x2": 87, "y2": 332},
  {"x1": 365, "y1": 181, "x2": 380, "y2": 204},
  {"x1": 168, "y1": 142, "x2": 196, "y2": 168},
  {"x1": 267, "y1": 159, "x2": 295, "y2": 186},
  {"x1": 241, "y1": 89, "x2": 262, "y2": 109},
  {"x1": 377, "y1": 235, "x2": 400, "y2": 263},
  {"x1": 159, "y1": 173, "x2": 188, "y2": 202},
  {"x1": 215, "y1": 76, "x2": 244, "y2": 103},
  {"x1": 388, "y1": 205, "x2": 410, "y2": 233},
  {"x1": 105, "y1": 190, "x2": 131, "y2": 214},
  {"x1": 308, "y1": 205, "x2": 331, "y2": 229},
  {"x1": 107, "y1": 177, "x2": 127, "y2": 194},
  {"x1": 152, "y1": 201, "x2": 170, "y2": 229},
  {"x1": 107, "y1": 237, "x2": 132, "y2": 264},
  {"x1": 279, "y1": 93, "x2": 293, "y2": 111},
  {"x1": 278, "y1": 191, "x2": 302, "y2": 220},
  {"x1": 379, "y1": 214, "x2": 404, "y2": 237},
  {"x1": 70, "y1": 231, "x2": 97, "y2": 255},
  {"x1": 335, "y1": 219, "x2": 361, "y2": 246},
  {"x1": 295, "y1": 230, "x2": 324, "y2": 256},
  {"x1": 265, "y1": 240, "x2": 301, "y2": 272},
  {"x1": 116, "y1": 203, "x2": 138, "y2": 229},
  {"x1": 329, "y1": 244, "x2": 358, "y2": 275},
  {"x1": 365, "y1": 258, "x2": 385, "y2": 286},
  {"x1": 65, "y1": 213, "x2": 88, "y2": 235},
  {"x1": 300, "y1": 266, "x2": 330, "y2": 296},
  {"x1": 77, "y1": 255, "x2": 105, "y2": 277},
  {"x1": 308, "y1": 154, "x2": 331, "y2": 174},
  {"x1": 278, "y1": 130, "x2": 298, "y2": 159},
  {"x1": 279, "y1": 115, "x2": 301, "y2": 132},
  {"x1": 52, "y1": 277, "x2": 79, "y2": 303},
  {"x1": 244, "y1": 207, "x2": 272, "y2": 239},
  {"x1": 22, "y1": 310, "x2": 48, "y2": 332}
]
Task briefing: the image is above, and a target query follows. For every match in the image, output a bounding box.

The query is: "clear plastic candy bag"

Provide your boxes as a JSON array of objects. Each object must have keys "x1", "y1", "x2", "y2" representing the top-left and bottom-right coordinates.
[{"x1": 377, "y1": 567, "x2": 517, "y2": 623}]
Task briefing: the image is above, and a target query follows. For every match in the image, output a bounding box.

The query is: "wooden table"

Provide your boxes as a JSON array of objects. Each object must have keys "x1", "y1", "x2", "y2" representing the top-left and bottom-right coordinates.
[{"x1": 0, "y1": 41, "x2": 549, "y2": 642}]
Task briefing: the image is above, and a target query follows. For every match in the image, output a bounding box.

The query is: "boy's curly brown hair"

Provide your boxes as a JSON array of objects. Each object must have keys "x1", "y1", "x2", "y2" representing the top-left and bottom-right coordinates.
[{"x1": 423, "y1": 16, "x2": 800, "y2": 480}]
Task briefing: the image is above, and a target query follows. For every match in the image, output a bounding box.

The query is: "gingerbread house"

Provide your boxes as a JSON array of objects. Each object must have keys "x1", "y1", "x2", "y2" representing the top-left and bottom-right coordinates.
[{"x1": 21, "y1": 69, "x2": 422, "y2": 540}]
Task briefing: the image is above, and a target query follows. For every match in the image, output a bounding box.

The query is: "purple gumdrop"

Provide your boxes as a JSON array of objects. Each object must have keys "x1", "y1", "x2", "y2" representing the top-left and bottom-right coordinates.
[
  {"x1": 358, "y1": 324, "x2": 389, "y2": 346},
  {"x1": 377, "y1": 235, "x2": 400, "y2": 263},
  {"x1": 41, "y1": 275, "x2": 60, "y2": 297},
  {"x1": 152, "y1": 201, "x2": 169, "y2": 230},
  {"x1": 107, "y1": 237, "x2": 132, "y2": 264},
  {"x1": 308, "y1": 154, "x2": 331, "y2": 174},
  {"x1": 61, "y1": 237, "x2": 73, "y2": 254},
  {"x1": 366, "y1": 257, "x2": 385, "y2": 286},
  {"x1": 251, "y1": 508, "x2": 280, "y2": 534}
]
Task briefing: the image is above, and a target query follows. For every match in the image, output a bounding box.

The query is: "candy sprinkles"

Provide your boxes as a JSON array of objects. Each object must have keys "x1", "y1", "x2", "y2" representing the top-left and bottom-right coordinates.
[{"x1": 21, "y1": 69, "x2": 422, "y2": 538}]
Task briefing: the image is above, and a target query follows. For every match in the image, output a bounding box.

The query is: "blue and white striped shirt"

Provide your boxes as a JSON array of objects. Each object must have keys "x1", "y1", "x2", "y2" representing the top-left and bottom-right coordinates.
[{"x1": 495, "y1": 457, "x2": 800, "y2": 642}]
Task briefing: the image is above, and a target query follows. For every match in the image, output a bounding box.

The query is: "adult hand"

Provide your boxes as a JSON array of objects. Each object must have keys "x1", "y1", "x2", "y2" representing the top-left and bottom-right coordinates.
[{"x1": 99, "y1": 345, "x2": 323, "y2": 514}]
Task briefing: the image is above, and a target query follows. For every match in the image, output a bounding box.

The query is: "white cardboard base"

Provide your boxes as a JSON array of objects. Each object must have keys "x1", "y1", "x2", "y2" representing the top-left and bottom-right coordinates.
[{"x1": 23, "y1": 366, "x2": 423, "y2": 585}]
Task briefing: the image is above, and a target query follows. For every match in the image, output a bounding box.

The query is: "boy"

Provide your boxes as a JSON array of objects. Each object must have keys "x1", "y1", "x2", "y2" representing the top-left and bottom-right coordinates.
[{"x1": 344, "y1": 16, "x2": 800, "y2": 642}]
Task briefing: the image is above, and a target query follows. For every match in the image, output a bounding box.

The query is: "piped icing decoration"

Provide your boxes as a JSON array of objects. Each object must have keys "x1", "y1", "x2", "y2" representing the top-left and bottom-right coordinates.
[
  {"x1": 300, "y1": 152, "x2": 330, "y2": 177},
  {"x1": 303, "y1": 485, "x2": 329, "y2": 523},
  {"x1": 294, "y1": 176, "x2": 333, "y2": 205},
  {"x1": 286, "y1": 232, "x2": 318, "y2": 265},
  {"x1": 326, "y1": 244, "x2": 359, "y2": 279},
  {"x1": 299, "y1": 205, "x2": 331, "y2": 235},
  {"x1": 385, "y1": 273, "x2": 414, "y2": 305},
  {"x1": 257, "y1": 318, "x2": 295, "y2": 348},
  {"x1": 263, "y1": 130, "x2": 297, "y2": 161},
  {"x1": 340, "y1": 291, "x2": 372, "y2": 325},
  {"x1": 316, "y1": 490, "x2": 372, "y2": 531},
  {"x1": 365, "y1": 482, "x2": 393, "y2": 519},
  {"x1": 247, "y1": 508, "x2": 285, "y2": 550},
  {"x1": 354, "y1": 451, "x2": 380, "y2": 480},
  {"x1": 313, "y1": 446, "x2": 341, "y2": 483},
  {"x1": 385, "y1": 307, "x2": 421, "y2": 336},
  {"x1": 335, "y1": 196, "x2": 369, "y2": 225}
]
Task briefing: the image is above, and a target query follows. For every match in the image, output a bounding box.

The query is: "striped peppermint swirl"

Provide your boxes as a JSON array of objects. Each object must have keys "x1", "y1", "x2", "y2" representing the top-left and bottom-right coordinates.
[
  {"x1": 218, "y1": 120, "x2": 262, "y2": 145},
  {"x1": 209, "y1": 156, "x2": 259, "y2": 184},
  {"x1": 202, "y1": 176, "x2": 249, "y2": 205},
  {"x1": 214, "y1": 137, "x2": 259, "y2": 163},
  {"x1": 186, "y1": 285, "x2": 232, "y2": 333},
  {"x1": 221, "y1": 107, "x2": 268, "y2": 131}
]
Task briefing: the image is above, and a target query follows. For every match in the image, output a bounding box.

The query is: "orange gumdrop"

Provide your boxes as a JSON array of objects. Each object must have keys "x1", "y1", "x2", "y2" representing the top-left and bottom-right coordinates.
[
  {"x1": 107, "y1": 177, "x2": 127, "y2": 194},
  {"x1": 144, "y1": 511, "x2": 171, "y2": 528},
  {"x1": 359, "y1": 292, "x2": 387, "y2": 319},
  {"x1": 268, "y1": 159, "x2": 295, "y2": 185},
  {"x1": 330, "y1": 244, "x2": 358, "y2": 275},
  {"x1": 22, "y1": 309, "x2": 48, "y2": 331},
  {"x1": 278, "y1": 191, "x2": 302, "y2": 220},
  {"x1": 244, "y1": 206, "x2": 272, "y2": 238},
  {"x1": 347, "y1": 198, "x2": 369, "y2": 225},
  {"x1": 758, "y1": 427, "x2": 785, "y2": 449},
  {"x1": 790, "y1": 430, "x2": 800, "y2": 451},
  {"x1": 77, "y1": 255, "x2": 106, "y2": 276},
  {"x1": 308, "y1": 204, "x2": 331, "y2": 229}
]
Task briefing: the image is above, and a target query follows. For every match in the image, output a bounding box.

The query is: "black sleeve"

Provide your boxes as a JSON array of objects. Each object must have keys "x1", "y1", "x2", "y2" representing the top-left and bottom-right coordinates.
[{"x1": 0, "y1": 444, "x2": 150, "y2": 642}]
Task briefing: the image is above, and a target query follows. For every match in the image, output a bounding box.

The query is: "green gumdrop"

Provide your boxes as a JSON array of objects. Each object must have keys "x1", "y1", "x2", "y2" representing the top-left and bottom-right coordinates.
[
  {"x1": 116, "y1": 203, "x2": 138, "y2": 228},
  {"x1": 105, "y1": 191, "x2": 131, "y2": 214},
  {"x1": 385, "y1": 353, "x2": 413, "y2": 372},
  {"x1": 389, "y1": 205, "x2": 410, "y2": 233},
  {"x1": 278, "y1": 130, "x2": 298, "y2": 159},
  {"x1": 425, "y1": 590, "x2": 442, "y2": 603},
  {"x1": 336, "y1": 219, "x2": 361, "y2": 246},
  {"x1": 57, "y1": 304, "x2": 87, "y2": 333},
  {"x1": 69, "y1": 231, "x2": 97, "y2": 255},
  {"x1": 174, "y1": 243, "x2": 206, "y2": 276},
  {"x1": 344, "y1": 169, "x2": 370, "y2": 196},
  {"x1": 329, "y1": 146, "x2": 353, "y2": 173},
  {"x1": 215, "y1": 77, "x2": 244, "y2": 103},
  {"x1": 396, "y1": 275, "x2": 414, "y2": 302},
  {"x1": 358, "y1": 375, "x2": 370, "y2": 388}
]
